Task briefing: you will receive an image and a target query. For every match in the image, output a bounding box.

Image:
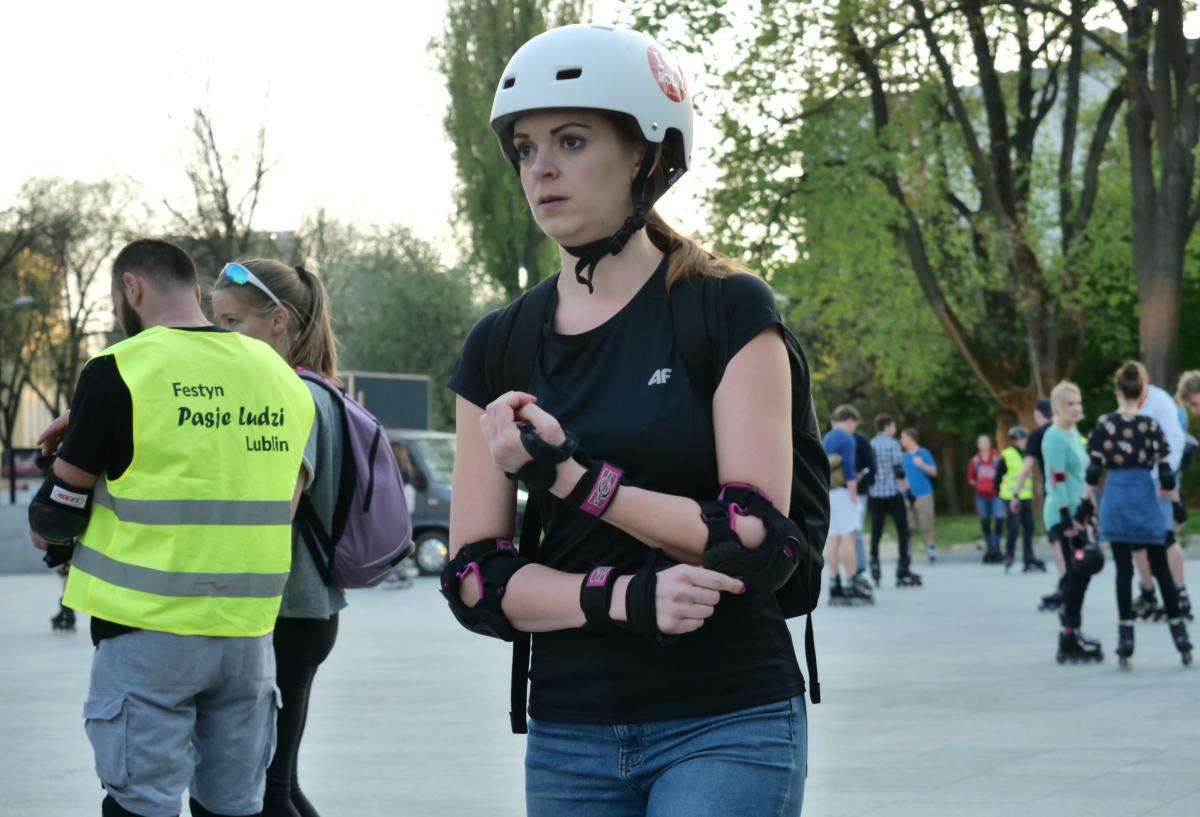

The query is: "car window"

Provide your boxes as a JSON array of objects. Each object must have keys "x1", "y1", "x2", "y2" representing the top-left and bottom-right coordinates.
[{"x1": 412, "y1": 437, "x2": 455, "y2": 485}]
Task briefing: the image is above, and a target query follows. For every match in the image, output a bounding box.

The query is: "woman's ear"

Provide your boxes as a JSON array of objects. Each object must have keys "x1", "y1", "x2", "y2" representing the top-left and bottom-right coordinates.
[{"x1": 271, "y1": 305, "x2": 290, "y2": 337}]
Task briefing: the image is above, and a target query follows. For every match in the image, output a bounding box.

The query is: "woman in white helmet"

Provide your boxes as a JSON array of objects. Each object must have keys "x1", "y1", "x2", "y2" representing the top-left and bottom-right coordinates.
[{"x1": 442, "y1": 24, "x2": 818, "y2": 816}]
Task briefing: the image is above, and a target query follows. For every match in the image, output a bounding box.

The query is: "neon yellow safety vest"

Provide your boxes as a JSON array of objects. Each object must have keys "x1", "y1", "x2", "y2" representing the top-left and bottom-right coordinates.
[
  {"x1": 64, "y1": 326, "x2": 315, "y2": 637},
  {"x1": 998, "y1": 446, "x2": 1032, "y2": 501}
]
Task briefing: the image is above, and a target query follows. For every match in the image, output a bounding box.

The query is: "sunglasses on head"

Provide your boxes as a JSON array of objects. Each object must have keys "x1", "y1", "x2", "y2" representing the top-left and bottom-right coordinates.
[{"x1": 220, "y1": 262, "x2": 283, "y2": 309}]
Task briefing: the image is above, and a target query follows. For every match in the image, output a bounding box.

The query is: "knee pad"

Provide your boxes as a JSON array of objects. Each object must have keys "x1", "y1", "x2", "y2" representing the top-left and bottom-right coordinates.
[
  {"x1": 699, "y1": 483, "x2": 802, "y2": 594},
  {"x1": 439, "y1": 539, "x2": 529, "y2": 641}
]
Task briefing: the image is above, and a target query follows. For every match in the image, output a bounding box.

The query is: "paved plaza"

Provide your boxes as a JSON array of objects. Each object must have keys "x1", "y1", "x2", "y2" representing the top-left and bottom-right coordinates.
[{"x1": 0, "y1": 545, "x2": 1197, "y2": 816}]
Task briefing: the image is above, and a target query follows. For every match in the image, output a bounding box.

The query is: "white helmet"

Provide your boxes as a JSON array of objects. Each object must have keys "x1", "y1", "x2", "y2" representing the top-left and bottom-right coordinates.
[
  {"x1": 489, "y1": 25, "x2": 694, "y2": 292},
  {"x1": 490, "y1": 24, "x2": 694, "y2": 202}
]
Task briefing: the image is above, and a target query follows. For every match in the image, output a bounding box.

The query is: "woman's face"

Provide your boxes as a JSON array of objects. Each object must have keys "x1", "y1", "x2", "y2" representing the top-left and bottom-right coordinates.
[
  {"x1": 511, "y1": 110, "x2": 644, "y2": 247},
  {"x1": 211, "y1": 288, "x2": 289, "y2": 359},
  {"x1": 1058, "y1": 393, "x2": 1084, "y2": 425}
]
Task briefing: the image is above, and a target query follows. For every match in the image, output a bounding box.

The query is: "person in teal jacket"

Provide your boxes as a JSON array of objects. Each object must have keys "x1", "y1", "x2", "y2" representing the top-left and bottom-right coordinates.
[{"x1": 1042, "y1": 381, "x2": 1104, "y2": 665}]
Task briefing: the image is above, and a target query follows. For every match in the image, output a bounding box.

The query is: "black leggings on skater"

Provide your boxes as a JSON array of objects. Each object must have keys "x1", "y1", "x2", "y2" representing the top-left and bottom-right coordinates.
[
  {"x1": 1110, "y1": 543, "x2": 1180, "y2": 620},
  {"x1": 258, "y1": 614, "x2": 339, "y2": 817},
  {"x1": 1052, "y1": 526, "x2": 1093, "y2": 629}
]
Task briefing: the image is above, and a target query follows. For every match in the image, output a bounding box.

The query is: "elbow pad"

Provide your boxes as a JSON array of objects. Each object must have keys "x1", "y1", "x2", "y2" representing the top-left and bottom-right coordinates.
[
  {"x1": 439, "y1": 539, "x2": 529, "y2": 641},
  {"x1": 700, "y1": 483, "x2": 802, "y2": 594},
  {"x1": 29, "y1": 474, "x2": 93, "y2": 545},
  {"x1": 1158, "y1": 462, "x2": 1176, "y2": 492}
]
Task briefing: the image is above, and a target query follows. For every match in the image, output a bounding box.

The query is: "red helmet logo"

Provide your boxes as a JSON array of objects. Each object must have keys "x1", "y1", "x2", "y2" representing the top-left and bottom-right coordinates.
[{"x1": 647, "y1": 46, "x2": 687, "y2": 103}]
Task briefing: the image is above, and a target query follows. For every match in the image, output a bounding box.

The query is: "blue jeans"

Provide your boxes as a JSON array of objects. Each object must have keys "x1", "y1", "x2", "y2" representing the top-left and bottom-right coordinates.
[{"x1": 525, "y1": 696, "x2": 807, "y2": 817}]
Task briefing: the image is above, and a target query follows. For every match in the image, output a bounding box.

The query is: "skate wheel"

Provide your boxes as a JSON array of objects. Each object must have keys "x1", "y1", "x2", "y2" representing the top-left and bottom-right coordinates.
[
  {"x1": 1118, "y1": 656, "x2": 1130, "y2": 670},
  {"x1": 1055, "y1": 652, "x2": 1066, "y2": 664},
  {"x1": 1183, "y1": 652, "x2": 1193, "y2": 666}
]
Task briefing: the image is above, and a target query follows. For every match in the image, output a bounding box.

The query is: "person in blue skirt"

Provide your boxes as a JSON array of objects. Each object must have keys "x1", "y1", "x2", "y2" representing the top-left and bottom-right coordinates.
[{"x1": 1085, "y1": 362, "x2": 1192, "y2": 668}]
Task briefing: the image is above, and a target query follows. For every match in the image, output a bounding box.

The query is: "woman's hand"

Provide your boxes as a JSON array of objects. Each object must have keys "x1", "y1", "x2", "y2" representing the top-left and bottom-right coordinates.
[
  {"x1": 655, "y1": 564, "x2": 745, "y2": 635},
  {"x1": 479, "y1": 391, "x2": 542, "y2": 474}
]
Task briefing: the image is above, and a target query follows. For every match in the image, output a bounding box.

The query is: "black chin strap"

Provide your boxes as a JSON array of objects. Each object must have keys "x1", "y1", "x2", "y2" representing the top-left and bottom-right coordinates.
[{"x1": 563, "y1": 145, "x2": 657, "y2": 294}]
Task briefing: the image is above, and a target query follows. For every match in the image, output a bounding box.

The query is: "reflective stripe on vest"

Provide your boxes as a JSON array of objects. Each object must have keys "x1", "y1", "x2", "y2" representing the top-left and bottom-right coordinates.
[
  {"x1": 93, "y1": 480, "x2": 291, "y2": 526},
  {"x1": 72, "y1": 544, "x2": 289, "y2": 598}
]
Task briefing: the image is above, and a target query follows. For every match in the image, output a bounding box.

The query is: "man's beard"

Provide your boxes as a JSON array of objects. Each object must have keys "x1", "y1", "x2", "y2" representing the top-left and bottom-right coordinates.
[{"x1": 118, "y1": 294, "x2": 144, "y2": 336}]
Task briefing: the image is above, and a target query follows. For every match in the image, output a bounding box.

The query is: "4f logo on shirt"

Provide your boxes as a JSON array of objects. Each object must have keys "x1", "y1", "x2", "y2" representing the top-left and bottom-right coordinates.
[{"x1": 647, "y1": 368, "x2": 672, "y2": 386}]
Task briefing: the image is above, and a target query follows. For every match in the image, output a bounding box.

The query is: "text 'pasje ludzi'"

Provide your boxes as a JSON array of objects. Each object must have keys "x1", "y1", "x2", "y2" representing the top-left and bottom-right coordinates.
[{"x1": 172, "y1": 381, "x2": 293, "y2": 452}]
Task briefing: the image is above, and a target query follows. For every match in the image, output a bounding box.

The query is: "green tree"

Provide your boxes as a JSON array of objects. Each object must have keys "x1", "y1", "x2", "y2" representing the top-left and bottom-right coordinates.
[
  {"x1": 635, "y1": 0, "x2": 1125, "y2": 427},
  {"x1": 434, "y1": 0, "x2": 586, "y2": 299},
  {"x1": 301, "y1": 216, "x2": 483, "y2": 430}
]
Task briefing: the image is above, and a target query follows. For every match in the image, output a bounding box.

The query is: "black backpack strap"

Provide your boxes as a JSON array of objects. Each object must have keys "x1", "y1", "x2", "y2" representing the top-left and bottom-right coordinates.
[
  {"x1": 485, "y1": 275, "x2": 559, "y2": 398},
  {"x1": 296, "y1": 494, "x2": 336, "y2": 587},
  {"x1": 509, "y1": 496, "x2": 543, "y2": 734},
  {"x1": 484, "y1": 277, "x2": 558, "y2": 735},
  {"x1": 668, "y1": 274, "x2": 726, "y2": 398}
]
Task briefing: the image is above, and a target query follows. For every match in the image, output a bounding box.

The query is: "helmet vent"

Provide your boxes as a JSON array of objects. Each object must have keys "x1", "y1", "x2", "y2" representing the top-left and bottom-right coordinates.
[
  {"x1": 555, "y1": 68, "x2": 583, "y2": 81},
  {"x1": 502, "y1": 76, "x2": 516, "y2": 89}
]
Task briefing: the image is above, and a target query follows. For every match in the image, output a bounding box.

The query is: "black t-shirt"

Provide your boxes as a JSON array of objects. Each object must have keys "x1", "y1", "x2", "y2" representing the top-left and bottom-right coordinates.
[
  {"x1": 57, "y1": 326, "x2": 229, "y2": 645},
  {"x1": 448, "y1": 257, "x2": 805, "y2": 724},
  {"x1": 1027, "y1": 423, "x2": 1050, "y2": 474}
]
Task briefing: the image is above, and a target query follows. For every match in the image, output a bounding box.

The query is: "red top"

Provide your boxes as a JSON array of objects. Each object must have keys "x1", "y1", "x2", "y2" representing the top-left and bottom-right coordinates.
[{"x1": 968, "y1": 451, "x2": 1000, "y2": 498}]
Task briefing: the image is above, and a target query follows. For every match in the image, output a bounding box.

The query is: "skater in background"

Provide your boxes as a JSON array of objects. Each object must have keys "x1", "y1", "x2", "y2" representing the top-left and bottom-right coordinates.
[
  {"x1": 968, "y1": 434, "x2": 1004, "y2": 564},
  {"x1": 851, "y1": 428, "x2": 877, "y2": 594},
  {"x1": 995, "y1": 427, "x2": 1044, "y2": 573},
  {"x1": 1014, "y1": 399, "x2": 1070, "y2": 612},
  {"x1": 900, "y1": 428, "x2": 938, "y2": 565},
  {"x1": 1085, "y1": 362, "x2": 1192, "y2": 668},
  {"x1": 824, "y1": 406, "x2": 871, "y2": 604},
  {"x1": 869, "y1": 415, "x2": 922, "y2": 587},
  {"x1": 1043, "y1": 381, "x2": 1104, "y2": 664}
]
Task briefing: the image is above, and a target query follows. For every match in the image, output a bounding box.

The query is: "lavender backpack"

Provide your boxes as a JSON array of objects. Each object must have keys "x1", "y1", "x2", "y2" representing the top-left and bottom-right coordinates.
[{"x1": 295, "y1": 369, "x2": 413, "y2": 588}]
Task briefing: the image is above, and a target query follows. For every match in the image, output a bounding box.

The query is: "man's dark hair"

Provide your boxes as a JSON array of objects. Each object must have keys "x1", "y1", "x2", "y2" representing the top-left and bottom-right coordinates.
[
  {"x1": 112, "y1": 239, "x2": 197, "y2": 289},
  {"x1": 831, "y1": 404, "x2": 859, "y2": 423},
  {"x1": 875, "y1": 413, "x2": 895, "y2": 433},
  {"x1": 901, "y1": 427, "x2": 919, "y2": 443}
]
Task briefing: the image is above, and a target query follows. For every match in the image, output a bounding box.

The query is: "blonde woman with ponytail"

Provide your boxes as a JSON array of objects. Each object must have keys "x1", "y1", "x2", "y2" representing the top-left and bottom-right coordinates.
[{"x1": 212, "y1": 259, "x2": 343, "y2": 817}]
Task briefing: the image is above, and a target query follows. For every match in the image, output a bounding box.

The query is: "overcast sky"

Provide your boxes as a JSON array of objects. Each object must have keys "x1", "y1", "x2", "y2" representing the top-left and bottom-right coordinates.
[{"x1": 2, "y1": 0, "x2": 715, "y2": 264}]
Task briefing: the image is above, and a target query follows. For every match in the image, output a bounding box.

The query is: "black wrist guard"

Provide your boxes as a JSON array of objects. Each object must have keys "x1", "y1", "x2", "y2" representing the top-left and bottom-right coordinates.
[
  {"x1": 507, "y1": 423, "x2": 579, "y2": 493},
  {"x1": 439, "y1": 539, "x2": 529, "y2": 641},
  {"x1": 579, "y1": 566, "x2": 628, "y2": 632},
  {"x1": 624, "y1": 552, "x2": 677, "y2": 647},
  {"x1": 564, "y1": 457, "x2": 625, "y2": 518},
  {"x1": 43, "y1": 543, "x2": 75, "y2": 569},
  {"x1": 700, "y1": 484, "x2": 801, "y2": 594},
  {"x1": 1158, "y1": 462, "x2": 1177, "y2": 492},
  {"x1": 1074, "y1": 498, "x2": 1095, "y2": 525},
  {"x1": 1059, "y1": 506, "x2": 1074, "y2": 531},
  {"x1": 1174, "y1": 501, "x2": 1188, "y2": 526},
  {"x1": 29, "y1": 474, "x2": 93, "y2": 546}
]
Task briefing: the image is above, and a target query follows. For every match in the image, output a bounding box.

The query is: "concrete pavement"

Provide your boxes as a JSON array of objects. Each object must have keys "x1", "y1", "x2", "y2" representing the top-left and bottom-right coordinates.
[{"x1": 0, "y1": 556, "x2": 1197, "y2": 816}]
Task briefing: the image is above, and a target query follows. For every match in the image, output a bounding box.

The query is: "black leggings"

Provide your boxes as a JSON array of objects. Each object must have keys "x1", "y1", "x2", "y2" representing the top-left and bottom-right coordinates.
[
  {"x1": 1111, "y1": 543, "x2": 1181, "y2": 620},
  {"x1": 1005, "y1": 499, "x2": 1035, "y2": 563},
  {"x1": 259, "y1": 615, "x2": 339, "y2": 817},
  {"x1": 869, "y1": 495, "x2": 912, "y2": 572}
]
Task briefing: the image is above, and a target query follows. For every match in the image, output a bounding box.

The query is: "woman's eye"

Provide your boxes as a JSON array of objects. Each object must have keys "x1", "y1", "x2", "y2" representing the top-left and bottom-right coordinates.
[
  {"x1": 515, "y1": 143, "x2": 534, "y2": 161},
  {"x1": 562, "y1": 135, "x2": 585, "y2": 151}
]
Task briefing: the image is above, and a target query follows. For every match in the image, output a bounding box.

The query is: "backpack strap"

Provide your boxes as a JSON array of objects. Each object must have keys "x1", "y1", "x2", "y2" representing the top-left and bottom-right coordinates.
[
  {"x1": 668, "y1": 273, "x2": 726, "y2": 398},
  {"x1": 485, "y1": 275, "x2": 559, "y2": 398},
  {"x1": 483, "y1": 277, "x2": 558, "y2": 735},
  {"x1": 296, "y1": 494, "x2": 336, "y2": 587}
]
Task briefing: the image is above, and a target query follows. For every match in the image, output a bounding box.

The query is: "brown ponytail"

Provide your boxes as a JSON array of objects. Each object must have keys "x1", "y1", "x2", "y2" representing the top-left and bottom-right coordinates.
[
  {"x1": 213, "y1": 258, "x2": 341, "y2": 384},
  {"x1": 611, "y1": 114, "x2": 752, "y2": 290}
]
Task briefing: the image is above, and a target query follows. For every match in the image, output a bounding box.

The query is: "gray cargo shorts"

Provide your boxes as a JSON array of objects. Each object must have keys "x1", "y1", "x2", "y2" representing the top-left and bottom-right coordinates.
[{"x1": 83, "y1": 629, "x2": 279, "y2": 817}]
